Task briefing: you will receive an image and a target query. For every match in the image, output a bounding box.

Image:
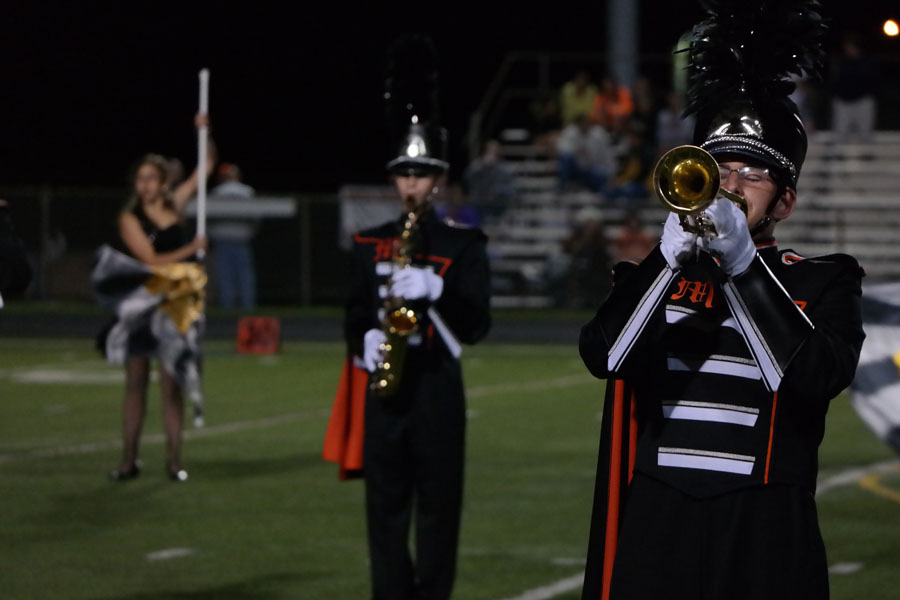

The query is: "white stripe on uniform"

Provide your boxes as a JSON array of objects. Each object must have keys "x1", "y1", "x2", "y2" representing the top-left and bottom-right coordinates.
[
  {"x1": 608, "y1": 266, "x2": 678, "y2": 372},
  {"x1": 662, "y1": 400, "x2": 759, "y2": 427},
  {"x1": 667, "y1": 355, "x2": 761, "y2": 380},
  {"x1": 665, "y1": 306, "x2": 740, "y2": 332},
  {"x1": 657, "y1": 446, "x2": 755, "y2": 475}
]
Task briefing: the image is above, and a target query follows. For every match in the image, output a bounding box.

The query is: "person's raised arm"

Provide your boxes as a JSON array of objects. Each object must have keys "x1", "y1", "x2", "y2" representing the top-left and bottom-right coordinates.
[{"x1": 119, "y1": 212, "x2": 206, "y2": 266}]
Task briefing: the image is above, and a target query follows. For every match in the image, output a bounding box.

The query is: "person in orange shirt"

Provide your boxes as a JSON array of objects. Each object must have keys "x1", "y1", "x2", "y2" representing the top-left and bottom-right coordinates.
[{"x1": 589, "y1": 76, "x2": 634, "y2": 132}]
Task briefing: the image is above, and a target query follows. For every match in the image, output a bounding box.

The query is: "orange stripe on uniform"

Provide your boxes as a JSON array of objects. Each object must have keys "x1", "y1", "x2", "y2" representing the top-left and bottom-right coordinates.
[
  {"x1": 602, "y1": 380, "x2": 627, "y2": 600},
  {"x1": 353, "y1": 234, "x2": 383, "y2": 244},
  {"x1": 764, "y1": 392, "x2": 778, "y2": 484},
  {"x1": 628, "y1": 392, "x2": 637, "y2": 485}
]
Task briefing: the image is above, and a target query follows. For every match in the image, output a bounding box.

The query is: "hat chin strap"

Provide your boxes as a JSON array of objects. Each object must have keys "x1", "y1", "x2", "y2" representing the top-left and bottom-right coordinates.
[
  {"x1": 749, "y1": 215, "x2": 773, "y2": 238},
  {"x1": 749, "y1": 185, "x2": 787, "y2": 238}
]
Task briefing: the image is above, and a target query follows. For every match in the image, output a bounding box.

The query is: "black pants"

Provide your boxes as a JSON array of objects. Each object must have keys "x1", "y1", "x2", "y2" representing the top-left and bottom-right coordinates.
[
  {"x1": 363, "y1": 361, "x2": 466, "y2": 600},
  {"x1": 609, "y1": 474, "x2": 829, "y2": 600}
]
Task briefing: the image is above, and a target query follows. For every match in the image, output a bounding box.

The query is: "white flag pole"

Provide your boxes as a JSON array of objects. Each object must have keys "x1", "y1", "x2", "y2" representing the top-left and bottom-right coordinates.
[
  {"x1": 193, "y1": 68, "x2": 210, "y2": 428},
  {"x1": 196, "y1": 68, "x2": 210, "y2": 259}
]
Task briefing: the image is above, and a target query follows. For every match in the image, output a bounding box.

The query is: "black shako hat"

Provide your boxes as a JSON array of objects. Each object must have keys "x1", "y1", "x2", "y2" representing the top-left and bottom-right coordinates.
[
  {"x1": 683, "y1": 0, "x2": 826, "y2": 187},
  {"x1": 384, "y1": 35, "x2": 449, "y2": 176}
]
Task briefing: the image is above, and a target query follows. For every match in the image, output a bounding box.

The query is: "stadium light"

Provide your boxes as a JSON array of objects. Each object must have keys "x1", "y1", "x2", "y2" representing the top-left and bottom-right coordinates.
[{"x1": 885, "y1": 19, "x2": 899, "y2": 37}]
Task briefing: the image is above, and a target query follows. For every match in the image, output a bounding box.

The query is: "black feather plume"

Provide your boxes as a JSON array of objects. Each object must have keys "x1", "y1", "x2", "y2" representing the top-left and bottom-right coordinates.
[
  {"x1": 384, "y1": 35, "x2": 441, "y2": 130},
  {"x1": 683, "y1": 0, "x2": 826, "y2": 117}
]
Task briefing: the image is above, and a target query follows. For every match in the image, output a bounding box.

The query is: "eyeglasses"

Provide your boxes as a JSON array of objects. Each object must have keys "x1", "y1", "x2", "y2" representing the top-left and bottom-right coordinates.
[{"x1": 718, "y1": 165, "x2": 774, "y2": 188}]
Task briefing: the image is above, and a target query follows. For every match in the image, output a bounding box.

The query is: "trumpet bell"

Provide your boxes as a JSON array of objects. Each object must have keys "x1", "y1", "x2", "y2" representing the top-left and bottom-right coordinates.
[{"x1": 653, "y1": 145, "x2": 722, "y2": 215}]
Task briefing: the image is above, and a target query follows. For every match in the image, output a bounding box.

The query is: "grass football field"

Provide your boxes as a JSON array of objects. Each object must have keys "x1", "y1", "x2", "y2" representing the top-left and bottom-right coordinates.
[{"x1": 0, "y1": 336, "x2": 898, "y2": 599}]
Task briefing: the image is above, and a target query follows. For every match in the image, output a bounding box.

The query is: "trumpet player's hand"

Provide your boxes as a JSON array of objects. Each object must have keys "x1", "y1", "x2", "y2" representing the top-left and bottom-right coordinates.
[
  {"x1": 390, "y1": 267, "x2": 443, "y2": 302},
  {"x1": 660, "y1": 212, "x2": 699, "y2": 269},
  {"x1": 363, "y1": 328, "x2": 387, "y2": 373},
  {"x1": 699, "y1": 197, "x2": 756, "y2": 276}
]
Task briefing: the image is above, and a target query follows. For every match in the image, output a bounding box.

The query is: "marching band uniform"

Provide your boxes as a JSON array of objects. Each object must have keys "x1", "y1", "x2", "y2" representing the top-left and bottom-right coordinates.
[
  {"x1": 578, "y1": 2, "x2": 864, "y2": 598},
  {"x1": 346, "y1": 210, "x2": 489, "y2": 600},
  {"x1": 326, "y1": 35, "x2": 490, "y2": 600},
  {"x1": 580, "y1": 240, "x2": 864, "y2": 598}
]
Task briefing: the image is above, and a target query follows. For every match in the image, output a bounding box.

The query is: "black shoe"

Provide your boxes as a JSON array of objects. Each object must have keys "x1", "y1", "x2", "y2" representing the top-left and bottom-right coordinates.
[
  {"x1": 168, "y1": 468, "x2": 189, "y2": 482},
  {"x1": 109, "y1": 460, "x2": 142, "y2": 482}
]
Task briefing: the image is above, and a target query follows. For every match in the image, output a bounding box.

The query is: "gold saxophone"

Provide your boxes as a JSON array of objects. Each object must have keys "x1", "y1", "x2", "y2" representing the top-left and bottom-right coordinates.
[{"x1": 370, "y1": 203, "x2": 425, "y2": 397}]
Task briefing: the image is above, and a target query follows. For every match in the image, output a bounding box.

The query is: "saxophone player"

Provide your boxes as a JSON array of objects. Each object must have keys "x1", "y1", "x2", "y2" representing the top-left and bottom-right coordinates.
[{"x1": 335, "y1": 35, "x2": 491, "y2": 600}]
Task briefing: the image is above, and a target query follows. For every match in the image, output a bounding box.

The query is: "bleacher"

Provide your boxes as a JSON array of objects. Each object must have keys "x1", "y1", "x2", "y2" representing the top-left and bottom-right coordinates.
[{"x1": 486, "y1": 131, "x2": 900, "y2": 307}]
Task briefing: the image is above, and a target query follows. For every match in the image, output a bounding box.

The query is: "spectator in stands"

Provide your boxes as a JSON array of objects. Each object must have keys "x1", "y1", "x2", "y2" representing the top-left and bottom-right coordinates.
[
  {"x1": 589, "y1": 76, "x2": 634, "y2": 134},
  {"x1": 559, "y1": 70, "x2": 599, "y2": 126},
  {"x1": 613, "y1": 211, "x2": 656, "y2": 264},
  {"x1": 164, "y1": 157, "x2": 185, "y2": 190},
  {"x1": 463, "y1": 139, "x2": 516, "y2": 223},
  {"x1": 830, "y1": 32, "x2": 879, "y2": 145},
  {"x1": 437, "y1": 182, "x2": 482, "y2": 229},
  {"x1": 790, "y1": 75, "x2": 819, "y2": 134},
  {"x1": 208, "y1": 163, "x2": 258, "y2": 309},
  {"x1": 553, "y1": 206, "x2": 612, "y2": 309},
  {"x1": 655, "y1": 91, "x2": 695, "y2": 156},
  {"x1": 607, "y1": 123, "x2": 655, "y2": 206},
  {"x1": 529, "y1": 91, "x2": 562, "y2": 149},
  {"x1": 631, "y1": 75, "x2": 659, "y2": 146},
  {"x1": 556, "y1": 116, "x2": 616, "y2": 193}
]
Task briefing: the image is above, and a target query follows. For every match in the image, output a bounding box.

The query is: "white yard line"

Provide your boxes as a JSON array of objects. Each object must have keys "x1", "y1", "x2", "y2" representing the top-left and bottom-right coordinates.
[
  {"x1": 815, "y1": 459, "x2": 900, "y2": 496},
  {"x1": 0, "y1": 373, "x2": 593, "y2": 465},
  {"x1": 0, "y1": 410, "x2": 328, "y2": 465},
  {"x1": 467, "y1": 373, "x2": 594, "y2": 399},
  {"x1": 498, "y1": 572, "x2": 585, "y2": 600}
]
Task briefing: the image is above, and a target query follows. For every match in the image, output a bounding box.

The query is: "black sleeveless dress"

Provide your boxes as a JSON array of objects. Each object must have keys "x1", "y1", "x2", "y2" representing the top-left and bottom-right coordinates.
[
  {"x1": 120, "y1": 204, "x2": 189, "y2": 257},
  {"x1": 97, "y1": 205, "x2": 191, "y2": 357}
]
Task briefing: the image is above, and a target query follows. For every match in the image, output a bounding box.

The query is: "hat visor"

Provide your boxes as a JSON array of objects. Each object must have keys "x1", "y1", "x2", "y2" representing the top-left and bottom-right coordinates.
[
  {"x1": 703, "y1": 139, "x2": 795, "y2": 186},
  {"x1": 386, "y1": 156, "x2": 448, "y2": 176}
]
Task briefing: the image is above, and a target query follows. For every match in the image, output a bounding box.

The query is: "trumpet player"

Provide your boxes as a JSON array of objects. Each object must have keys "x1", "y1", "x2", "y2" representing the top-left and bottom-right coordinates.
[
  {"x1": 578, "y1": 2, "x2": 865, "y2": 599},
  {"x1": 336, "y1": 36, "x2": 491, "y2": 600}
]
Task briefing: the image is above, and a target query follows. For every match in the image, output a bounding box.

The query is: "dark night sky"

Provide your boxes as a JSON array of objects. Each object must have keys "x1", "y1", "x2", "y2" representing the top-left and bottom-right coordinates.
[{"x1": 2, "y1": 1, "x2": 897, "y2": 192}]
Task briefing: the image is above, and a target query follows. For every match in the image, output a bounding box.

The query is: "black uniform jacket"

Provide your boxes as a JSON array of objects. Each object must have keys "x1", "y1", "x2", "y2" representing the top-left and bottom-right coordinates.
[
  {"x1": 325, "y1": 211, "x2": 490, "y2": 479},
  {"x1": 344, "y1": 211, "x2": 491, "y2": 361},
  {"x1": 578, "y1": 240, "x2": 865, "y2": 599}
]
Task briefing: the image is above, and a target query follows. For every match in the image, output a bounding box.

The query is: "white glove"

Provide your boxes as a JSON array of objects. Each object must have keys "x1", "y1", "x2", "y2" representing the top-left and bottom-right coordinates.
[
  {"x1": 362, "y1": 328, "x2": 387, "y2": 373},
  {"x1": 699, "y1": 198, "x2": 756, "y2": 276},
  {"x1": 390, "y1": 267, "x2": 444, "y2": 302},
  {"x1": 660, "y1": 212, "x2": 699, "y2": 269}
]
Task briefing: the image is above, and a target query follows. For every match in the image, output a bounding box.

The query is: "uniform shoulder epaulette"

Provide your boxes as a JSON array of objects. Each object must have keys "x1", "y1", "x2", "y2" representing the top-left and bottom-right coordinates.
[
  {"x1": 610, "y1": 258, "x2": 641, "y2": 284},
  {"x1": 436, "y1": 220, "x2": 488, "y2": 243},
  {"x1": 779, "y1": 249, "x2": 865, "y2": 277},
  {"x1": 354, "y1": 220, "x2": 397, "y2": 242}
]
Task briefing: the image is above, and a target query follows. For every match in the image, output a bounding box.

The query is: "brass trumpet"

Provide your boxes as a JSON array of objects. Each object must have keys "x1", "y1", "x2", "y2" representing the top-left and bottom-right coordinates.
[{"x1": 652, "y1": 145, "x2": 747, "y2": 237}]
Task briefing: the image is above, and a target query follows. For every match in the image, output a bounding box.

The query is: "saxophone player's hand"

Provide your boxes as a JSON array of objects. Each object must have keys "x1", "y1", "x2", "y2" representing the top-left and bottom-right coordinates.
[
  {"x1": 390, "y1": 267, "x2": 443, "y2": 302},
  {"x1": 363, "y1": 328, "x2": 387, "y2": 373}
]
